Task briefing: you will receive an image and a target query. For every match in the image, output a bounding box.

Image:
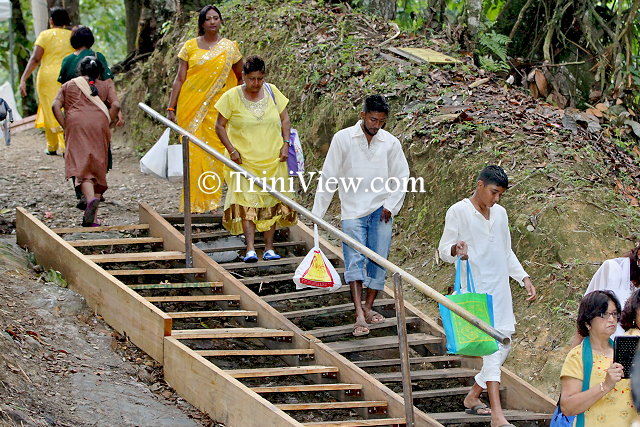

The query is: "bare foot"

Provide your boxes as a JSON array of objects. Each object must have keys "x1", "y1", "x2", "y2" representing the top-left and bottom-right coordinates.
[{"x1": 491, "y1": 415, "x2": 509, "y2": 427}]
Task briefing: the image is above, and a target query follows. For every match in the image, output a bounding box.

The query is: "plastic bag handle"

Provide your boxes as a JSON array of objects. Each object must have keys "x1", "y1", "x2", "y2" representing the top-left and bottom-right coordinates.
[
  {"x1": 455, "y1": 257, "x2": 476, "y2": 294},
  {"x1": 313, "y1": 224, "x2": 319, "y2": 249}
]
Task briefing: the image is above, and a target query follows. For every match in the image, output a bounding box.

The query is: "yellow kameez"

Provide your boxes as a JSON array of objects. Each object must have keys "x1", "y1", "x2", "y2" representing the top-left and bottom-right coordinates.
[
  {"x1": 176, "y1": 38, "x2": 241, "y2": 213},
  {"x1": 214, "y1": 84, "x2": 297, "y2": 235},
  {"x1": 34, "y1": 28, "x2": 73, "y2": 152}
]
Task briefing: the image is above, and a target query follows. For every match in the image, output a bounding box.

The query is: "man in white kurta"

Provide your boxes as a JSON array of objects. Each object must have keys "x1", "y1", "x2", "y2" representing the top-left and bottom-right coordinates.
[
  {"x1": 438, "y1": 165, "x2": 536, "y2": 427},
  {"x1": 312, "y1": 95, "x2": 409, "y2": 336}
]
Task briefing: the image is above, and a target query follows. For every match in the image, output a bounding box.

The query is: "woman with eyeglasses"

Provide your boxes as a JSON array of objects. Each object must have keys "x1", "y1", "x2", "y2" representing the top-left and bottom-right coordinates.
[{"x1": 560, "y1": 290, "x2": 635, "y2": 425}]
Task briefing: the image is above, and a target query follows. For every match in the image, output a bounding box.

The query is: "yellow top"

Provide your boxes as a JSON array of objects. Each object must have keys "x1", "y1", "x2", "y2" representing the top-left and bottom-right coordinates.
[
  {"x1": 174, "y1": 37, "x2": 241, "y2": 213},
  {"x1": 560, "y1": 342, "x2": 635, "y2": 426},
  {"x1": 215, "y1": 84, "x2": 296, "y2": 234}
]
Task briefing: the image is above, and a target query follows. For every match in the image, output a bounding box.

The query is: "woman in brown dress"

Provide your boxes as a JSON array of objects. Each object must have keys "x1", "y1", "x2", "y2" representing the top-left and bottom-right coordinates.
[{"x1": 52, "y1": 56, "x2": 120, "y2": 226}]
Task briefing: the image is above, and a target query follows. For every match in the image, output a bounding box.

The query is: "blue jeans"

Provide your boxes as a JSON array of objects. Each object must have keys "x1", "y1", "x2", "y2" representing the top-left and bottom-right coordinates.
[{"x1": 341, "y1": 207, "x2": 393, "y2": 291}]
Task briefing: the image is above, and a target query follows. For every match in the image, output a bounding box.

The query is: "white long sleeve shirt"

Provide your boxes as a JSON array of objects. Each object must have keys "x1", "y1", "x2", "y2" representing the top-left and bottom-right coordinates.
[
  {"x1": 438, "y1": 198, "x2": 529, "y2": 332},
  {"x1": 584, "y1": 257, "x2": 632, "y2": 337},
  {"x1": 311, "y1": 121, "x2": 410, "y2": 220}
]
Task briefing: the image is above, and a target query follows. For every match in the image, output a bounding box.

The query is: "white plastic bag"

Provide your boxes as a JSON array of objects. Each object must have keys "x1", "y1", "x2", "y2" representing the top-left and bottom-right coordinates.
[
  {"x1": 167, "y1": 144, "x2": 183, "y2": 182},
  {"x1": 140, "y1": 128, "x2": 170, "y2": 179},
  {"x1": 293, "y1": 225, "x2": 342, "y2": 291}
]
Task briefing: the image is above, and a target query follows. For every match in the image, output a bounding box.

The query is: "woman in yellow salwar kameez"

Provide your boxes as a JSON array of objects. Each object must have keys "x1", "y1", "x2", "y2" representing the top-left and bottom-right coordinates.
[
  {"x1": 19, "y1": 7, "x2": 73, "y2": 155},
  {"x1": 215, "y1": 56, "x2": 297, "y2": 263},
  {"x1": 166, "y1": 5, "x2": 242, "y2": 213}
]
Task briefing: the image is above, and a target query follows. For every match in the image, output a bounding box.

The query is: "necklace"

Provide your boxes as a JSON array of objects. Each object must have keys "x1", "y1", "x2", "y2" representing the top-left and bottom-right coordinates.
[{"x1": 240, "y1": 86, "x2": 268, "y2": 120}]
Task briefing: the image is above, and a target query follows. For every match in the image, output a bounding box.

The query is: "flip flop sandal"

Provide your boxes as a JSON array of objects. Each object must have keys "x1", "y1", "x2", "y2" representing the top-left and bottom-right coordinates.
[
  {"x1": 243, "y1": 251, "x2": 258, "y2": 263},
  {"x1": 364, "y1": 310, "x2": 386, "y2": 324},
  {"x1": 263, "y1": 250, "x2": 281, "y2": 261},
  {"x1": 352, "y1": 318, "x2": 370, "y2": 337},
  {"x1": 464, "y1": 404, "x2": 491, "y2": 415},
  {"x1": 82, "y1": 198, "x2": 100, "y2": 227}
]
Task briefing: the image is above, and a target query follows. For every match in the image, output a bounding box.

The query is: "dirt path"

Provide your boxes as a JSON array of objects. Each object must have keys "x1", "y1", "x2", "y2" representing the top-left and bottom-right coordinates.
[{"x1": 0, "y1": 129, "x2": 219, "y2": 426}]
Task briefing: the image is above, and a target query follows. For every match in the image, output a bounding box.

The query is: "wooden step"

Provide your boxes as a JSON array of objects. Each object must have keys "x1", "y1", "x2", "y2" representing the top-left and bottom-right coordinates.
[
  {"x1": 303, "y1": 419, "x2": 406, "y2": 427},
  {"x1": 171, "y1": 328, "x2": 294, "y2": 339},
  {"x1": 251, "y1": 383, "x2": 363, "y2": 394},
  {"x1": 128, "y1": 281, "x2": 221, "y2": 290},
  {"x1": 276, "y1": 400, "x2": 387, "y2": 411},
  {"x1": 227, "y1": 365, "x2": 339, "y2": 379},
  {"x1": 53, "y1": 224, "x2": 150, "y2": 234},
  {"x1": 411, "y1": 385, "x2": 503, "y2": 399},
  {"x1": 284, "y1": 299, "x2": 395, "y2": 319},
  {"x1": 241, "y1": 269, "x2": 346, "y2": 285},
  {"x1": 163, "y1": 213, "x2": 222, "y2": 224},
  {"x1": 110, "y1": 268, "x2": 207, "y2": 276},
  {"x1": 87, "y1": 251, "x2": 185, "y2": 263},
  {"x1": 262, "y1": 286, "x2": 351, "y2": 302},
  {"x1": 372, "y1": 367, "x2": 476, "y2": 383},
  {"x1": 168, "y1": 310, "x2": 257, "y2": 319},
  {"x1": 196, "y1": 349, "x2": 314, "y2": 357},
  {"x1": 145, "y1": 295, "x2": 239, "y2": 303},
  {"x1": 192, "y1": 230, "x2": 231, "y2": 240},
  {"x1": 327, "y1": 333, "x2": 442, "y2": 354},
  {"x1": 430, "y1": 409, "x2": 552, "y2": 424},
  {"x1": 222, "y1": 256, "x2": 307, "y2": 270},
  {"x1": 354, "y1": 355, "x2": 461, "y2": 368},
  {"x1": 201, "y1": 241, "x2": 307, "y2": 254},
  {"x1": 67, "y1": 237, "x2": 164, "y2": 247},
  {"x1": 309, "y1": 317, "x2": 420, "y2": 339}
]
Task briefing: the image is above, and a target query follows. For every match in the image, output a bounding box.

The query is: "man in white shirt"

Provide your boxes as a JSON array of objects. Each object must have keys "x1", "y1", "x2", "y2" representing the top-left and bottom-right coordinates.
[
  {"x1": 438, "y1": 165, "x2": 536, "y2": 427},
  {"x1": 312, "y1": 95, "x2": 409, "y2": 337}
]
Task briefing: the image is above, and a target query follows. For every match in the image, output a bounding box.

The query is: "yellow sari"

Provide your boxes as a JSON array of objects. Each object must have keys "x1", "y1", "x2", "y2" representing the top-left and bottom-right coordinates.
[
  {"x1": 34, "y1": 28, "x2": 73, "y2": 152},
  {"x1": 176, "y1": 38, "x2": 242, "y2": 213}
]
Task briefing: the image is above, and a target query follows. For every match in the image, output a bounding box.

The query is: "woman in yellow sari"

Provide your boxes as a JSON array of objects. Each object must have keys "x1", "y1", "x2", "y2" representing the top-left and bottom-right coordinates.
[
  {"x1": 19, "y1": 7, "x2": 73, "y2": 155},
  {"x1": 166, "y1": 5, "x2": 242, "y2": 213}
]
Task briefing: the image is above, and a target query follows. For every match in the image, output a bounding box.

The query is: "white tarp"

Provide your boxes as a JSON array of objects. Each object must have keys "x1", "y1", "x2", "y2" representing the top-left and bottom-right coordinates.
[
  {"x1": 31, "y1": 0, "x2": 48, "y2": 37},
  {"x1": 0, "y1": 0, "x2": 11, "y2": 22},
  {"x1": 0, "y1": 82, "x2": 23, "y2": 121}
]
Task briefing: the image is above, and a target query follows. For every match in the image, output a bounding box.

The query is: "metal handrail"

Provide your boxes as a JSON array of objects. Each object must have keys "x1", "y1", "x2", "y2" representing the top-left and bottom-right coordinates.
[{"x1": 138, "y1": 102, "x2": 510, "y2": 345}]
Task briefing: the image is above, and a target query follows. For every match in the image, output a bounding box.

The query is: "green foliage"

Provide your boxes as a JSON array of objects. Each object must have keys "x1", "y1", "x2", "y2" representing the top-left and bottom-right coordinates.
[
  {"x1": 79, "y1": 0, "x2": 126, "y2": 63},
  {"x1": 477, "y1": 30, "x2": 510, "y2": 72},
  {"x1": 478, "y1": 54, "x2": 508, "y2": 72},
  {"x1": 42, "y1": 269, "x2": 68, "y2": 288}
]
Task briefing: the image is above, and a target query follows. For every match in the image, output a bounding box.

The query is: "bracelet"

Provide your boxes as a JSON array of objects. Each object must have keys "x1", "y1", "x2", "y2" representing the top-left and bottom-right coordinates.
[
  {"x1": 166, "y1": 107, "x2": 175, "y2": 111},
  {"x1": 230, "y1": 149, "x2": 237, "y2": 155},
  {"x1": 283, "y1": 139, "x2": 290, "y2": 144}
]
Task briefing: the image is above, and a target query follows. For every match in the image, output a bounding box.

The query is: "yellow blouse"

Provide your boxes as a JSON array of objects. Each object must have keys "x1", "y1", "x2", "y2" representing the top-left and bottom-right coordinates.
[{"x1": 561, "y1": 343, "x2": 635, "y2": 426}]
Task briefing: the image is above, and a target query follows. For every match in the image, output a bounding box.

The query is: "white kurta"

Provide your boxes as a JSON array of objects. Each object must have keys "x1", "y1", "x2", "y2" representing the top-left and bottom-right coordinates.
[
  {"x1": 584, "y1": 257, "x2": 632, "y2": 337},
  {"x1": 438, "y1": 198, "x2": 529, "y2": 332},
  {"x1": 311, "y1": 121, "x2": 409, "y2": 220}
]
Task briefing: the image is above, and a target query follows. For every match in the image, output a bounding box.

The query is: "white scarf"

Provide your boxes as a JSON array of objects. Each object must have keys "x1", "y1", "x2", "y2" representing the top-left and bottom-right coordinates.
[{"x1": 71, "y1": 77, "x2": 110, "y2": 121}]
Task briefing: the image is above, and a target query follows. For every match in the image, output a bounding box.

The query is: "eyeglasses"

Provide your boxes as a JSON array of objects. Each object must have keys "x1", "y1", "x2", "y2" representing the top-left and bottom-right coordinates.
[{"x1": 598, "y1": 311, "x2": 620, "y2": 320}]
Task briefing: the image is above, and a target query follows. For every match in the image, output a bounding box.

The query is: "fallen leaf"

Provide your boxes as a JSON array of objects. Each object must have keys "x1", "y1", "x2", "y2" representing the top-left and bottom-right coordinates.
[
  {"x1": 624, "y1": 120, "x2": 640, "y2": 138},
  {"x1": 534, "y1": 70, "x2": 548, "y2": 97},
  {"x1": 469, "y1": 77, "x2": 490, "y2": 89}
]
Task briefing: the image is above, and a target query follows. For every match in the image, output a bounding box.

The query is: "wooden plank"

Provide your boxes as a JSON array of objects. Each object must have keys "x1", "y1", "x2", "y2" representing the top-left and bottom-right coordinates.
[
  {"x1": 128, "y1": 281, "x2": 221, "y2": 290},
  {"x1": 87, "y1": 251, "x2": 185, "y2": 263},
  {"x1": 277, "y1": 401, "x2": 388, "y2": 411},
  {"x1": 251, "y1": 383, "x2": 363, "y2": 394},
  {"x1": 327, "y1": 333, "x2": 442, "y2": 354},
  {"x1": 412, "y1": 386, "x2": 503, "y2": 399},
  {"x1": 262, "y1": 286, "x2": 351, "y2": 302},
  {"x1": 171, "y1": 328, "x2": 294, "y2": 339},
  {"x1": 241, "y1": 272, "x2": 301, "y2": 285},
  {"x1": 15, "y1": 208, "x2": 171, "y2": 362},
  {"x1": 372, "y1": 368, "x2": 476, "y2": 383},
  {"x1": 67, "y1": 237, "x2": 164, "y2": 247},
  {"x1": 202, "y1": 241, "x2": 307, "y2": 254},
  {"x1": 354, "y1": 355, "x2": 461, "y2": 368},
  {"x1": 109, "y1": 267, "x2": 207, "y2": 276},
  {"x1": 303, "y1": 419, "x2": 406, "y2": 427},
  {"x1": 309, "y1": 317, "x2": 419, "y2": 339},
  {"x1": 145, "y1": 295, "x2": 239, "y2": 303},
  {"x1": 168, "y1": 310, "x2": 257, "y2": 319},
  {"x1": 227, "y1": 365, "x2": 339, "y2": 379},
  {"x1": 222, "y1": 256, "x2": 307, "y2": 270},
  {"x1": 163, "y1": 337, "x2": 302, "y2": 426},
  {"x1": 192, "y1": 230, "x2": 231, "y2": 240},
  {"x1": 429, "y1": 409, "x2": 552, "y2": 423},
  {"x1": 284, "y1": 299, "x2": 395, "y2": 319},
  {"x1": 392, "y1": 47, "x2": 460, "y2": 64},
  {"x1": 196, "y1": 349, "x2": 315, "y2": 357},
  {"x1": 52, "y1": 224, "x2": 150, "y2": 234},
  {"x1": 499, "y1": 365, "x2": 556, "y2": 412},
  {"x1": 162, "y1": 212, "x2": 223, "y2": 224},
  {"x1": 9, "y1": 114, "x2": 36, "y2": 133}
]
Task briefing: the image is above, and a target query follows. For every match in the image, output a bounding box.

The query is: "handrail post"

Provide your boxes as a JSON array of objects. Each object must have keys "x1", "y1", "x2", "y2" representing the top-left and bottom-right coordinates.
[
  {"x1": 181, "y1": 134, "x2": 193, "y2": 269},
  {"x1": 393, "y1": 273, "x2": 415, "y2": 427}
]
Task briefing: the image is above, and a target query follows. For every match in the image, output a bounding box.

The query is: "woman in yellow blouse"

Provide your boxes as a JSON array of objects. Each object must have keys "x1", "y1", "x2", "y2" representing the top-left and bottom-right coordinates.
[
  {"x1": 19, "y1": 7, "x2": 73, "y2": 155},
  {"x1": 215, "y1": 56, "x2": 297, "y2": 263},
  {"x1": 560, "y1": 290, "x2": 635, "y2": 426},
  {"x1": 166, "y1": 5, "x2": 242, "y2": 214}
]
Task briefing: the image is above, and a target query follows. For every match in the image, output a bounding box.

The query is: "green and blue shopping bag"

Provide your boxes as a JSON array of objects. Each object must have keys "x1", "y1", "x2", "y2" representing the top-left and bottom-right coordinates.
[{"x1": 438, "y1": 257, "x2": 499, "y2": 356}]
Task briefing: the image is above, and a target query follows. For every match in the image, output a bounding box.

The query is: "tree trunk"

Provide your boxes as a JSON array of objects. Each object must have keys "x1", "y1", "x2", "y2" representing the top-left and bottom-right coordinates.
[
  {"x1": 124, "y1": 0, "x2": 143, "y2": 54},
  {"x1": 136, "y1": 0, "x2": 176, "y2": 54},
  {"x1": 10, "y1": 0, "x2": 37, "y2": 115},
  {"x1": 45, "y1": 0, "x2": 79, "y2": 25},
  {"x1": 362, "y1": 0, "x2": 395, "y2": 21},
  {"x1": 466, "y1": 0, "x2": 481, "y2": 46}
]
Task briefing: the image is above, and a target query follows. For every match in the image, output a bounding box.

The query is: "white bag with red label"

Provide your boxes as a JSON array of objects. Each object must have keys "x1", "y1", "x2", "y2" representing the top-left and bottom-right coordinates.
[{"x1": 293, "y1": 225, "x2": 342, "y2": 291}]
